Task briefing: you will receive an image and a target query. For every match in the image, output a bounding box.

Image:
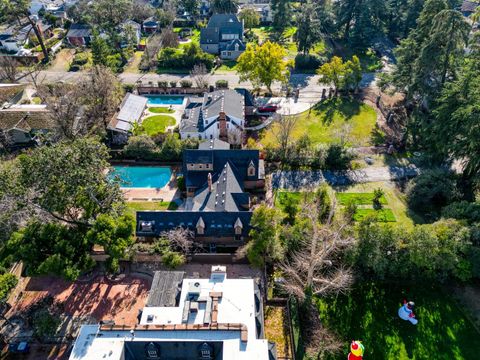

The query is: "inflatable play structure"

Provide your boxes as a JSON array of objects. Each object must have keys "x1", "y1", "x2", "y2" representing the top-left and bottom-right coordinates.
[
  {"x1": 348, "y1": 340, "x2": 364, "y2": 360},
  {"x1": 398, "y1": 300, "x2": 418, "y2": 325}
]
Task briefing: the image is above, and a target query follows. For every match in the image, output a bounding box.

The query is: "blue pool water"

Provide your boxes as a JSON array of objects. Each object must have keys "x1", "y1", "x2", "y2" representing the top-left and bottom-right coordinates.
[
  {"x1": 110, "y1": 166, "x2": 172, "y2": 188},
  {"x1": 145, "y1": 95, "x2": 185, "y2": 106}
]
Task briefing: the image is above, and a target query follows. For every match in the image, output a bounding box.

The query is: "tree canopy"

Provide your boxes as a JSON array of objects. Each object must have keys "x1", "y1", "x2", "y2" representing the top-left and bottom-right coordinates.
[{"x1": 237, "y1": 41, "x2": 289, "y2": 93}]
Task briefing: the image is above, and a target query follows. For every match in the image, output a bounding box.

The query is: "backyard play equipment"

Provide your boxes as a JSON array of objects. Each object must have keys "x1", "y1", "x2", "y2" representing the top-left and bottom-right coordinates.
[
  {"x1": 398, "y1": 299, "x2": 418, "y2": 325},
  {"x1": 348, "y1": 340, "x2": 364, "y2": 360}
]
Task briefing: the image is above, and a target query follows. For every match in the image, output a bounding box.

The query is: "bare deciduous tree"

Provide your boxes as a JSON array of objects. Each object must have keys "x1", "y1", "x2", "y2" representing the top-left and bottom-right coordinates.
[
  {"x1": 83, "y1": 65, "x2": 123, "y2": 133},
  {"x1": 227, "y1": 127, "x2": 243, "y2": 145},
  {"x1": 279, "y1": 200, "x2": 354, "y2": 300},
  {"x1": 279, "y1": 198, "x2": 353, "y2": 357},
  {"x1": 273, "y1": 114, "x2": 297, "y2": 162},
  {"x1": 190, "y1": 64, "x2": 210, "y2": 89},
  {"x1": 0, "y1": 56, "x2": 20, "y2": 83},
  {"x1": 161, "y1": 227, "x2": 195, "y2": 255},
  {"x1": 160, "y1": 27, "x2": 179, "y2": 48}
]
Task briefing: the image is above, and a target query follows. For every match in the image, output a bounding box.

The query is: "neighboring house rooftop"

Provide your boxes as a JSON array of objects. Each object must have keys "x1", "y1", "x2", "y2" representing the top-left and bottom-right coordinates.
[
  {"x1": 0, "y1": 109, "x2": 54, "y2": 132},
  {"x1": 198, "y1": 138, "x2": 231, "y2": 150},
  {"x1": 461, "y1": 0, "x2": 480, "y2": 13},
  {"x1": 66, "y1": 23, "x2": 91, "y2": 38},
  {"x1": 69, "y1": 267, "x2": 272, "y2": 360},
  {"x1": 181, "y1": 90, "x2": 244, "y2": 134},
  {"x1": 108, "y1": 93, "x2": 147, "y2": 133},
  {"x1": 200, "y1": 14, "x2": 243, "y2": 45}
]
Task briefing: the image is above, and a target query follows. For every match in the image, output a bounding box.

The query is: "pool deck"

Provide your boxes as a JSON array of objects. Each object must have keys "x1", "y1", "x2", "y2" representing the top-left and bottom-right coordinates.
[{"x1": 121, "y1": 172, "x2": 180, "y2": 202}]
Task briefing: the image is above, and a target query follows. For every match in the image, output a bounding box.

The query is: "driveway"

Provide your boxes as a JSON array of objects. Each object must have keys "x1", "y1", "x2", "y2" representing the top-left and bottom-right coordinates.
[{"x1": 271, "y1": 165, "x2": 420, "y2": 190}]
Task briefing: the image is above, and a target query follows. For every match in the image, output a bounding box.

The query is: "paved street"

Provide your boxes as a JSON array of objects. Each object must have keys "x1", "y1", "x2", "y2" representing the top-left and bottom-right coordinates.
[{"x1": 271, "y1": 165, "x2": 420, "y2": 190}]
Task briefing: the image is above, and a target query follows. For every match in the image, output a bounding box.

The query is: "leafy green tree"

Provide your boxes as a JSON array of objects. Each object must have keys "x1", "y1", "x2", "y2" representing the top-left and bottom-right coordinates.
[
  {"x1": 13, "y1": 138, "x2": 124, "y2": 227},
  {"x1": 246, "y1": 205, "x2": 283, "y2": 267},
  {"x1": 431, "y1": 38, "x2": 480, "y2": 181},
  {"x1": 210, "y1": 0, "x2": 238, "y2": 14},
  {"x1": 86, "y1": 214, "x2": 135, "y2": 273},
  {"x1": 406, "y1": 169, "x2": 460, "y2": 221},
  {"x1": 271, "y1": 0, "x2": 291, "y2": 33},
  {"x1": 295, "y1": 1, "x2": 322, "y2": 54},
  {"x1": 91, "y1": 31, "x2": 110, "y2": 66},
  {"x1": 237, "y1": 41, "x2": 289, "y2": 93},
  {"x1": 7, "y1": 222, "x2": 95, "y2": 280},
  {"x1": 317, "y1": 56, "x2": 345, "y2": 93},
  {"x1": 238, "y1": 7, "x2": 260, "y2": 31},
  {"x1": 372, "y1": 188, "x2": 385, "y2": 210},
  {"x1": 344, "y1": 55, "x2": 362, "y2": 91},
  {"x1": 32, "y1": 309, "x2": 60, "y2": 340},
  {"x1": 335, "y1": 0, "x2": 385, "y2": 49},
  {"x1": 0, "y1": 273, "x2": 17, "y2": 301},
  {"x1": 179, "y1": 0, "x2": 200, "y2": 16}
]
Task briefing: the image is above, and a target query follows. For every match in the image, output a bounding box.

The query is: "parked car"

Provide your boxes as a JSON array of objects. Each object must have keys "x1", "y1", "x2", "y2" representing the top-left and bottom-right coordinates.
[{"x1": 257, "y1": 105, "x2": 278, "y2": 113}]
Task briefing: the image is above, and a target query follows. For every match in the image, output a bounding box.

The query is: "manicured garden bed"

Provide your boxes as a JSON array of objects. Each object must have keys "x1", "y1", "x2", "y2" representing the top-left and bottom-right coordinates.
[
  {"x1": 261, "y1": 98, "x2": 378, "y2": 147},
  {"x1": 141, "y1": 115, "x2": 176, "y2": 135},
  {"x1": 316, "y1": 282, "x2": 480, "y2": 359},
  {"x1": 336, "y1": 192, "x2": 387, "y2": 205},
  {"x1": 148, "y1": 107, "x2": 175, "y2": 114}
]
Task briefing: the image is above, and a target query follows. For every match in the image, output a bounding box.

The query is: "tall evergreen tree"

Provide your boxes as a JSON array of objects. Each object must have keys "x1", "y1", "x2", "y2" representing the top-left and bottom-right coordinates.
[{"x1": 271, "y1": 0, "x2": 291, "y2": 33}]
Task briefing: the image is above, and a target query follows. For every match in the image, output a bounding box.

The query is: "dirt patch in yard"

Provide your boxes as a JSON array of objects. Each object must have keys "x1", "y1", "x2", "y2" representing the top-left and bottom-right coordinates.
[
  {"x1": 264, "y1": 305, "x2": 293, "y2": 359},
  {"x1": 49, "y1": 49, "x2": 75, "y2": 72}
]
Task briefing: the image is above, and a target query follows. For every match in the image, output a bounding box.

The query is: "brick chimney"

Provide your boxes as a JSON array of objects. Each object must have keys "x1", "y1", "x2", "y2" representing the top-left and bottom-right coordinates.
[
  {"x1": 208, "y1": 172, "x2": 212, "y2": 192},
  {"x1": 218, "y1": 112, "x2": 227, "y2": 141}
]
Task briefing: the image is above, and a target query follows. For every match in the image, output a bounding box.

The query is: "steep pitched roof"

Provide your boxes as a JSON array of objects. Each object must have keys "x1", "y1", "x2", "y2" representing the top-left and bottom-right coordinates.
[
  {"x1": 191, "y1": 162, "x2": 249, "y2": 212},
  {"x1": 224, "y1": 39, "x2": 246, "y2": 51},
  {"x1": 200, "y1": 14, "x2": 243, "y2": 45},
  {"x1": 183, "y1": 149, "x2": 262, "y2": 188}
]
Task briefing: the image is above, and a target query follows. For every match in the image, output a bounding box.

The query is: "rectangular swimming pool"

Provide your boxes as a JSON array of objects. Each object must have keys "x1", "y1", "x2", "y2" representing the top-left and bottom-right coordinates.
[
  {"x1": 110, "y1": 166, "x2": 172, "y2": 188},
  {"x1": 145, "y1": 95, "x2": 185, "y2": 106}
]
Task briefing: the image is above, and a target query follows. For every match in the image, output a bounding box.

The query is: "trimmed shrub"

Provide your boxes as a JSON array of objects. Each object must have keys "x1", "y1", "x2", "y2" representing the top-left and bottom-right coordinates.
[
  {"x1": 123, "y1": 135, "x2": 157, "y2": 159},
  {"x1": 170, "y1": 81, "x2": 177, "y2": 87},
  {"x1": 215, "y1": 80, "x2": 229, "y2": 89},
  {"x1": 180, "y1": 80, "x2": 192, "y2": 88},
  {"x1": 294, "y1": 54, "x2": 323, "y2": 70}
]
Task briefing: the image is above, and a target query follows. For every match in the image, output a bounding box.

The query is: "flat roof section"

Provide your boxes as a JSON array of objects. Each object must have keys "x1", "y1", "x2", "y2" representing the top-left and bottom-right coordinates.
[{"x1": 146, "y1": 271, "x2": 185, "y2": 307}]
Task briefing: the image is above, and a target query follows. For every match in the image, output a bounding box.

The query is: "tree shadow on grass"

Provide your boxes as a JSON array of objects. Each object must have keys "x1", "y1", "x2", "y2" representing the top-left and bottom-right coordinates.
[
  {"x1": 370, "y1": 124, "x2": 386, "y2": 146},
  {"x1": 313, "y1": 97, "x2": 362, "y2": 125},
  {"x1": 316, "y1": 282, "x2": 480, "y2": 360}
]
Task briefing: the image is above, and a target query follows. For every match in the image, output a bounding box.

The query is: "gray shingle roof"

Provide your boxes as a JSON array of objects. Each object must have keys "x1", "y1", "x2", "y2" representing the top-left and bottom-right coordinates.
[
  {"x1": 191, "y1": 162, "x2": 248, "y2": 212},
  {"x1": 200, "y1": 14, "x2": 243, "y2": 45},
  {"x1": 224, "y1": 39, "x2": 246, "y2": 51},
  {"x1": 66, "y1": 23, "x2": 91, "y2": 38},
  {"x1": 198, "y1": 139, "x2": 230, "y2": 150}
]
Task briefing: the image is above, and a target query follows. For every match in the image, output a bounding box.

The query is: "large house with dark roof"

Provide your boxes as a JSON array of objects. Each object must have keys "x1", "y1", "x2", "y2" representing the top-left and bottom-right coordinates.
[
  {"x1": 137, "y1": 139, "x2": 265, "y2": 253},
  {"x1": 180, "y1": 90, "x2": 245, "y2": 144},
  {"x1": 200, "y1": 14, "x2": 246, "y2": 60}
]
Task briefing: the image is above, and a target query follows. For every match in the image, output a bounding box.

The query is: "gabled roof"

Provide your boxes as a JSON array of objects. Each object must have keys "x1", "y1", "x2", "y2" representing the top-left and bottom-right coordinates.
[
  {"x1": 207, "y1": 14, "x2": 242, "y2": 29},
  {"x1": 191, "y1": 162, "x2": 248, "y2": 212},
  {"x1": 67, "y1": 23, "x2": 91, "y2": 38},
  {"x1": 200, "y1": 14, "x2": 243, "y2": 45},
  {"x1": 183, "y1": 148, "x2": 262, "y2": 188},
  {"x1": 108, "y1": 93, "x2": 147, "y2": 133},
  {"x1": 224, "y1": 39, "x2": 246, "y2": 52}
]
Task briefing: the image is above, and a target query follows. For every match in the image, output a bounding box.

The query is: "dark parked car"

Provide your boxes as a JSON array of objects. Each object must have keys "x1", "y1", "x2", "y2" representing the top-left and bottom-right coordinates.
[{"x1": 257, "y1": 105, "x2": 278, "y2": 113}]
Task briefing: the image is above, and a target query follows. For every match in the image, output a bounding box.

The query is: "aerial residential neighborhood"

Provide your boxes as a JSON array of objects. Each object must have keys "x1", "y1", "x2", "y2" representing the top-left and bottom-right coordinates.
[{"x1": 0, "y1": 0, "x2": 480, "y2": 359}]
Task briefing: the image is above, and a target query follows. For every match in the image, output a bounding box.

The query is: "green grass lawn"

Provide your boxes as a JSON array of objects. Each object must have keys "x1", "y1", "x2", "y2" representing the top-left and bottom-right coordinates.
[
  {"x1": 353, "y1": 208, "x2": 396, "y2": 222},
  {"x1": 214, "y1": 60, "x2": 237, "y2": 74},
  {"x1": 336, "y1": 192, "x2": 387, "y2": 205},
  {"x1": 261, "y1": 98, "x2": 378, "y2": 147},
  {"x1": 148, "y1": 107, "x2": 175, "y2": 114},
  {"x1": 316, "y1": 282, "x2": 480, "y2": 360},
  {"x1": 141, "y1": 115, "x2": 176, "y2": 135},
  {"x1": 334, "y1": 182, "x2": 418, "y2": 227}
]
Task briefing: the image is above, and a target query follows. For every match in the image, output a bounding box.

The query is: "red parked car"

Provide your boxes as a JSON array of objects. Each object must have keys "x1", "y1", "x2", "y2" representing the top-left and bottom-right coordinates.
[{"x1": 257, "y1": 105, "x2": 278, "y2": 113}]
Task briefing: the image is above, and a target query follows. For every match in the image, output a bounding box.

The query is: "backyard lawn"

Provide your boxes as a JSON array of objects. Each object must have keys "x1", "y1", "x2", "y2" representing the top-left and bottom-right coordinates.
[
  {"x1": 126, "y1": 201, "x2": 178, "y2": 218},
  {"x1": 148, "y1": 107, "x2": 175, "y2": 114},
  {"x1": 141, "y1": 115, "x2": 176, "y2": 135},
  {"x1": 261, "y1": 98, "x2": 378, "y2": 147},
  {"x1": 317, "y1": 282, "x2": 480, "y2": 360}
]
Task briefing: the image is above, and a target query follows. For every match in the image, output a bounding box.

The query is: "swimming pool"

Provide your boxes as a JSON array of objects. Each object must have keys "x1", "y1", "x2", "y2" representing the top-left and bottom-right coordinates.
[
  {"x1": 145, "y1": 95, "x2": 185, "y2": 106},
  {"x1": 110, "y1": 166, "x2": 172, "y2": 188}
]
